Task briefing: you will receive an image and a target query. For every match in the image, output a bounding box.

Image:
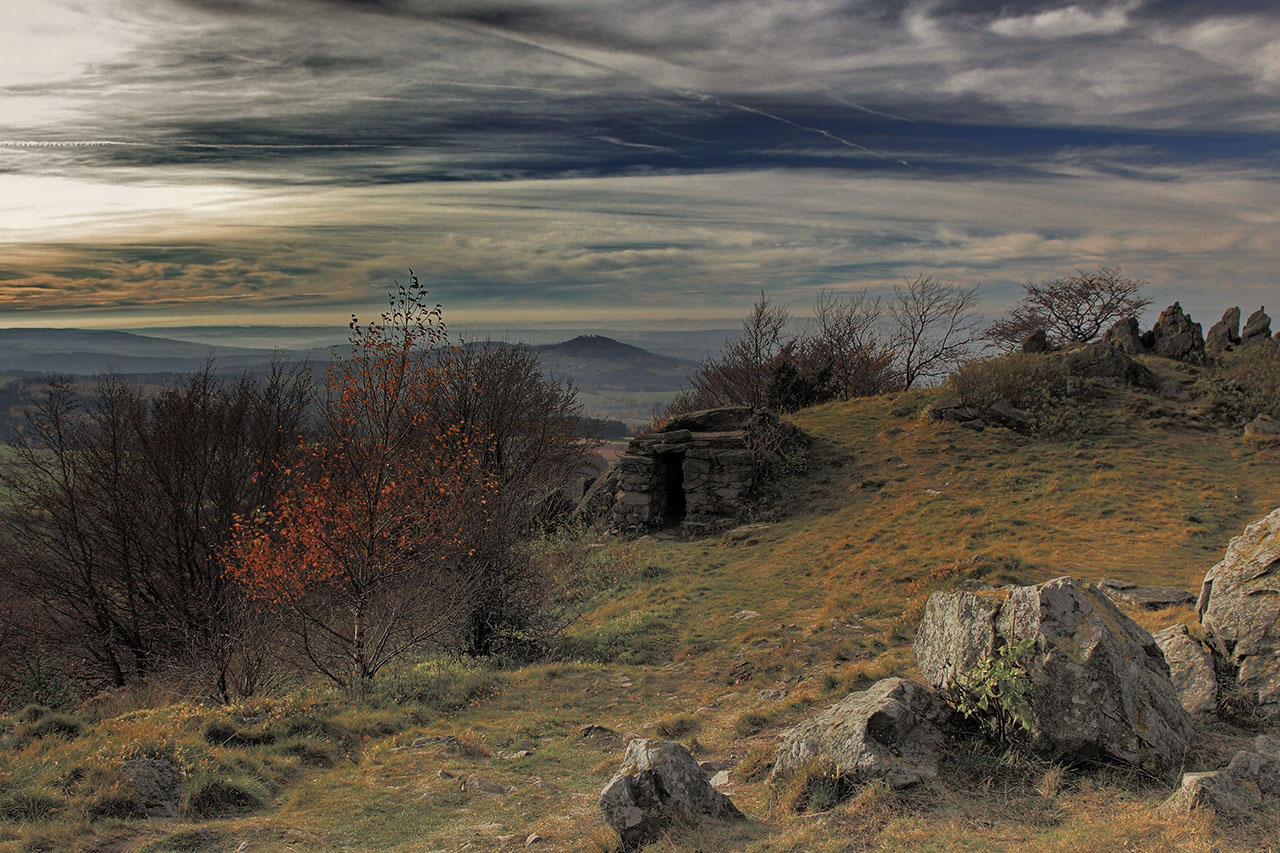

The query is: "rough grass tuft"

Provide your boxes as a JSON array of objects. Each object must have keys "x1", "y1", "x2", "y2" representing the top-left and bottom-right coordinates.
[
  {"x1": 182, "y1": 772, "x2": 267, "y2": 818},
  {"x1": 653, "y1": 714, "x2": 699, "y2": 739}
]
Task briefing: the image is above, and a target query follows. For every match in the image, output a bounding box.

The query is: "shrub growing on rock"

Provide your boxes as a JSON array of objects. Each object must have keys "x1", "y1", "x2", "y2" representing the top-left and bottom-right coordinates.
[{"x1": 947, "y1": 352, "x2": 1101, "y2": 439}]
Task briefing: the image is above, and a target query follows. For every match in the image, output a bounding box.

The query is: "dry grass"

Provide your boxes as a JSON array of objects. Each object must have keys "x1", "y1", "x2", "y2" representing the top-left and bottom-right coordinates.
[{"x1": 4, "y1": 367, "x2": 1280, "y2": 851}]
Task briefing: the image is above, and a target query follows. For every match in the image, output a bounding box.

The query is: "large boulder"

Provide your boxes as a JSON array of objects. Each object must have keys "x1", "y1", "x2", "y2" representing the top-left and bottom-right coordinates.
[
  {"x1": 1153, "y1": 624, "x2": 1218, "y2": 716},
  {"x1": 1205, "y1": 306, "x2": 1241, "y2": 356},
  {"x1": 1021, "y1": 329, "x2": 1049, "y2": 353},
  {"x1": 1197, "y1": 507, "x2": 1280, "y2": 716},
  {"x1": 600, "y1": 739, "x2": 741, "y2": 846},
  {"x1": 773, "y1": 677, "x2": 949, "y2": 789},
  {"x1": 1242, "y1": 307, "x2": 1272, "y2": 343},
  {"x1": 1149, "y1": 302, "x2": 1205, "y2": 364},
  {"x1": 914, "y1": 577, "x2": 1193, "y2": 772},
  {"x1": 1160, "y1": 735, "x2": 1280, "y2": 816},
  {"x1": 1058, "y1": 342, "x2": 1154, "y2": 387},
  {"x1": 1102, "y1": 317, "x2": 1142, "y2": 354}
]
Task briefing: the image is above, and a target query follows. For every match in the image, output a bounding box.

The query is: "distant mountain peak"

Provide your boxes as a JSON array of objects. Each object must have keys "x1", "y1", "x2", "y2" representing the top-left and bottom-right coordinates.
[{"x1": 543, "y1": 334, "x2": 648, "y2": 356}]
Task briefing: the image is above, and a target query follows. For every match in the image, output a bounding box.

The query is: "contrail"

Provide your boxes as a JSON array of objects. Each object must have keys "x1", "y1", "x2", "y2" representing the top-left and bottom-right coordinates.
[
  {"x1": 436, "y1": 19, "x2": 911, "y2": 167},
  {"x1": 682, "y1": 91, "x2": 911, "y2": 165},
  {"x1": 818, "y1": 84, "x2": 914, "y2": 123}
]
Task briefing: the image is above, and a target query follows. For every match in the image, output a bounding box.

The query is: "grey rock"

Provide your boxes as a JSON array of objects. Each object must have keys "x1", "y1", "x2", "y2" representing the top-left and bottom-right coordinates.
[
  {"x1": 1153, "y1": 624, "x2": 1218, "y2": 715},
  {"x1": 773, "y1": 677, "x2": 949, "y2": 789},
  {"x1": 462, "y1": 774, "x2": 510, "y2": 796},
  {"x1": 1059, "y1": 342, "x2": 1154, "y2": 387},
  {"x1": 1160, "y1": 736, "x2": 1280, "y2": 815},
  {"x1": 600, "y1": 739, "x2": 742, "y2": 846},
  {"x1": 1022, "y1": 329, "x2": 1049, "y2": 353},
  {"x1": 986, "y1": 399, "x2": 1035, "y2": 432},
  {"x1": 663, "y1": 407, "x2": 754, "y2": 433},
  {"x1": 1149, "y1": 302, "x2": 1205, "y2": 363},
  {"x1": 1242, "y1": 307, "x2": 1272, "y2": 342},
  {"x1": 1244, "y1": 414, "x2": 1280, "y2": 440},
  {"x1": 581, "y1": 724, "x2": 621, "y2": 741},
  {"x1": 1097, "y1": 579, "x2": 1195, "y2": 609},
  {"x1": 122, "y1": 758, "x2": 182, "y2": 818},
  {"x1": 576, "y1": 467, "x2": 620, "y2": 524},
  {"x1": 1205, "y1": 307, "x2": 1241, "y2": 355},
  {"x1": 1102, "y1": 317, "x2": 1142, "y2": 354},
  {"x1": 613, "y1": 407, "x2": 807, "y2": 533},
  {"x1": 913, "y1": 577, "x2": 1193, "y2": 772},
  {"x1": 1197, "y1": 506, "x2": 1280, "y2": 716}
]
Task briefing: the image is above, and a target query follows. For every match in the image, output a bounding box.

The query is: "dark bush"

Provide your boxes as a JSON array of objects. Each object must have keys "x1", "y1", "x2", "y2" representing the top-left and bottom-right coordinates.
[
  {"x1": 1203, "y1": 339, "x2": 1280, "y2": 425},
  {"x1": 25, "y1": 713, "x2": 83, "y2": 740},
  {"x1": 17, "y1": 704, "x2": 52, "y2": 723},
  {"x1": 949, "y1": 352, "x2": 1102, "y2": 440}
]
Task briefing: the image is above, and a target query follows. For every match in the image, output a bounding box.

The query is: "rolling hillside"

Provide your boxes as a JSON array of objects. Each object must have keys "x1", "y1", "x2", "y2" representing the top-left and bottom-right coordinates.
[
  {"x1": 1, "y1": 360, "x2": 1278, "y2": 851},
  {"x1": 0, "y1": 329, "x2": 696, "y2": 429}
]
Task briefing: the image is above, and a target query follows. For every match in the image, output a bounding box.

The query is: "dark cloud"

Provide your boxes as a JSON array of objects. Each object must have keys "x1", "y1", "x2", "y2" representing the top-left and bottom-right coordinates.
[{"x1": 4, "y1": 0, "x2": 1280, "y2": 325}]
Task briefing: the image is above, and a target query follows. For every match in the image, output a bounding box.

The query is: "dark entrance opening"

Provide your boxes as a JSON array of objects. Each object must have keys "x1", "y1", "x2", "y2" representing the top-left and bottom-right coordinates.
[{"x1": 653, "y1": 451, "x2": 686, "y2": 527}]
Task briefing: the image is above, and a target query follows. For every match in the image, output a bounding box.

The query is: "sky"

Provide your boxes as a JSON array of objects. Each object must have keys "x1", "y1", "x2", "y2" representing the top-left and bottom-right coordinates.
[{"x1": 1, "y1": 0, "x2": 1278, "y2": 331}]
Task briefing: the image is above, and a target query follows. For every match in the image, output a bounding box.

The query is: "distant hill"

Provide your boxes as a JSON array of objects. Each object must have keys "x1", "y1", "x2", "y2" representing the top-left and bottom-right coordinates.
[
  {"x1": 0, "y1": 328, "x2": 694, "y2": 427},
  {"x1": 532, "y1": 335, "x2": 693, "y2": 393}
]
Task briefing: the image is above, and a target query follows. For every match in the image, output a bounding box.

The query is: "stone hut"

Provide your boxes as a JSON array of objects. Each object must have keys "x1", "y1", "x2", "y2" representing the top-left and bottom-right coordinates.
[{"x1": 612, "y1": 407, "x2": 805, "y2": 534}]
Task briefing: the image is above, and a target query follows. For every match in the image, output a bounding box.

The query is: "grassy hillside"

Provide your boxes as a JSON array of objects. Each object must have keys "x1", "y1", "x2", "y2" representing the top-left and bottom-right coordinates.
[{"x1": 3, "y1": 359, "x2": 1279, "y2": 852}]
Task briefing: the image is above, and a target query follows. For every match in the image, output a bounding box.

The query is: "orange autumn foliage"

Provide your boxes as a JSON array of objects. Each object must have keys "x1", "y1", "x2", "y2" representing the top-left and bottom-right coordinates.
[{"x1": 224, "y1": 276, "x2": 495, "y2": 687}]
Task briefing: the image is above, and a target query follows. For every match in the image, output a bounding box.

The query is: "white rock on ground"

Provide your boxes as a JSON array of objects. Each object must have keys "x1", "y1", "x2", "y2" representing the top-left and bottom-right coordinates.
[
  {"x1": 599, "y1": 739, "x2": 741, "y2": 846},
  {"x1": 914, "y1": 576, "x2": 1193, "y2": 773},
  {"x1": 773, "y1": 677, "x2": 949, "y2": 789},
  {"x1": 1160, "y1": 735, "x2": 1280, "y2": 815},
  {"x1": 1198, "y1": 506, "x2": 1280, "y2": 716},
  {"x1": 1153, "y1": 624, "x2": 1218, "y2": 716}
]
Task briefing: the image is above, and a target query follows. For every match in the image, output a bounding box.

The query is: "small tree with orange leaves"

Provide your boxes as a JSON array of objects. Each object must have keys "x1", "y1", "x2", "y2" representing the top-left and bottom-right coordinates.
[{"x1": 225, "y1": 276, "x2": 493, "y2": 692}]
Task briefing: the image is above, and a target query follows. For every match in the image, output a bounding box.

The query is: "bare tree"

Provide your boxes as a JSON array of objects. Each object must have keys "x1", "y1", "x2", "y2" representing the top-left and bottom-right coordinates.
[
  {"x1": 806, "y1": 289, "x2": 898, "y2": 398},
  {"x1": 433, "y1": 341, "x2": 594, "y2": 656},
  {"x1": 889, "y1": 275, "x2": 983, "y2": 389},
  {"x1": 686, "y1": 291, "x2": 791, "y2": 409},
  {"x1": 1, "y1": 362, "x2": 310, "y2": 699},
  {"x1": 986, "y1": 267, "x2": 1150, "y2": 349}
]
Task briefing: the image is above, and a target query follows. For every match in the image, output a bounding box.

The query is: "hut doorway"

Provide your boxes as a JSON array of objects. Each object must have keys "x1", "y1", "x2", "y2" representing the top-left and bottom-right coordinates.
[{"x1": 653, "y1": 451, "x2": 686, "y2": 527}]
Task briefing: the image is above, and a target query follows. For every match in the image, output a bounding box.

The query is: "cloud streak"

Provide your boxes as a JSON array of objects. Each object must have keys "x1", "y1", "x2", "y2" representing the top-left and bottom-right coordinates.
[{"x1": 1, "y1": 0, "x2": 1278, "y2": 328}]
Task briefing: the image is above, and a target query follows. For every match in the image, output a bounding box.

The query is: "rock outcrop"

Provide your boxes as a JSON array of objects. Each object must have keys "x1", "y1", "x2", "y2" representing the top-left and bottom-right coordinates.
[
  {"x1": 1242, "y1": 307, "x2": 1272, "y2": 343},
  {"x1": 1153, "y1": 624, "x2": 1218, "y2": 716},
  {"x1": 1059, "y1": 342, "x2": 1154, "y2": 387},
  {"x1": 613, "y1": 408, "x2": 806, "y2": 535},
  {"x1": 1097, "y1": 579, "x2": 1195, "y2": 610},
  {"x1": 1160, "y1": 735, "x2": 1280, "y2": 816},
  {"x1": 773, "y1": 677, "x2": 949, "y2": 789},
  {"x1": 914, "y1": 577, "x2": 1193, "y2": 772},
  {"x1": 1205, "y1": 307, "x2": 1241, "y2": 355},
  {"x1": 1101, "y1": 317, "x2": 1142, "y2": 354},
  {"x1": 1021, "y1": 329, "x2": 1049, "y2": 353},
  {"x1": 1197, "y1": 507, "x2": 1280, "y2": 716},
  {"x1": 600, "y1": 739, "x2": 741, "y2": 846},
  {"x1": 1148, "y1": 302, "x2": 1205, "y2": 364},
  {"x1": 929, "y1": 399, "x2": 1034, "y2": 434}
]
